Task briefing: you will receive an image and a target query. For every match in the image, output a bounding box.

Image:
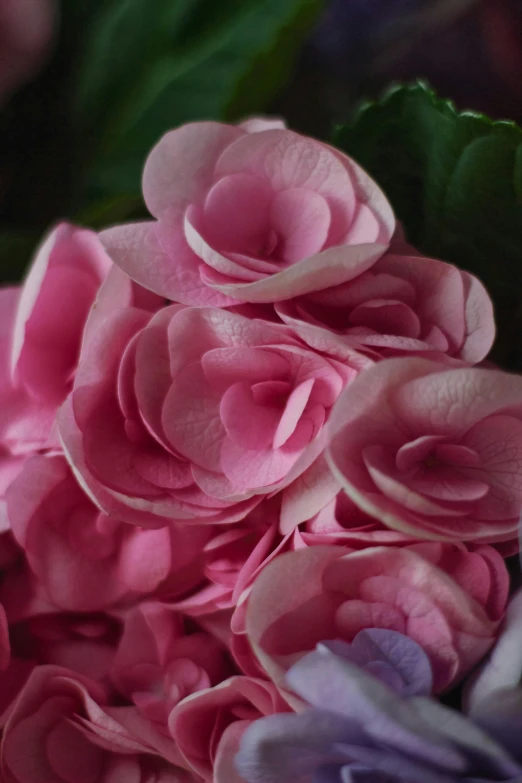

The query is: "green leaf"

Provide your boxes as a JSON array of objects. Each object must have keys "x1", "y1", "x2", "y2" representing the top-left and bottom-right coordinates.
[
  {"x1": 334, "y1": 82, "x2": 522, "y2": 369},
  {"x1": 74, "y1": 0, "x2": 323, "y2": 202}
]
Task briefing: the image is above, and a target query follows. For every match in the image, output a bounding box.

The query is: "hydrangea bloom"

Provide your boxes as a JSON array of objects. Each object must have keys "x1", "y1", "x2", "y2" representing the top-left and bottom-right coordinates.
[
  {"x1": 244, "y1": 543, "x2": 509, "y2": 692},
  {"x1": 327, "y1": 357, "x2": 522, "y2": 547},
  {"x1": 101, "y1": 120, "x2": 395, "y2": 305}
]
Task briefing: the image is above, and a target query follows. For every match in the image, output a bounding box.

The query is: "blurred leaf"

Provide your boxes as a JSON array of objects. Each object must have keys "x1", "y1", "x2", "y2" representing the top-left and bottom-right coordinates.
[
  {"x1": 224, "y1": 0, "x2": 321, "y2": 120},
  {"x1": 74, "y1": 193, "x2": 145, "y2": 229},
  {"x1": 74, "y1": 0, "x2": 323, "y2": 200},
  {"x1": 334, "y1": 82, "x2": 522, "y2": 369},
  {"x1": 0, "y1": 230, "x2": 38, "y2": 283}
]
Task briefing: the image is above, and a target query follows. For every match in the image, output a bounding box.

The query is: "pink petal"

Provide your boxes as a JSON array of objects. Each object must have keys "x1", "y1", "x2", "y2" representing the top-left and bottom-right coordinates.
[
  {"x1": 418, "y1": 324, "x2": 451, "y2": 352},
  {"x1": 287, "y1": 348, "x2": 346, "y2": 408},
  {"x1": 435, "y1": 444, "x2": 480, "y2": 467},
  {"x1": 11, "y1": 225, "x2": 111, "y2": 404},
  {"x1": 134, "y1": 308, "x2": 179, "y2": 450},
  {"x1": 83, "y1": 396, "x2": 161, "y2": 497},
  {"x1": 214, "y1": 721, "x2": 252, "y2": 783},
  {"x1": 240, "y1": 117, "x2": 286, "y2": 133},
  {"x1": 307, "y1": 271, "x2": 416, "y2": 309},
  {"x1": 392, "y1": 364, "x2": 522, "y2": 437},
  {"x1": 476, "y1": 545, "x2": 510, "y2": 621},
  {"x1": 460, "y1": 270, "x2": 496, "y2": 363},
  {"x1": 206, "y1": 242, "x2": 387, "y2": 303},
  {"x1": 279, "y1": 455, "x2": 341, "y2": 533},
  {"x1": 245, "y1": 546, "x2": 343, "y2": 685},
  {"x1": 220, "y1": 383, "x2": 280, "y2": 450},
  {"x1": 13, "y1": 268, "x2": 98, "y2": 402},
  {"x1": 47, "y1": 718, "x2": 106, "y2": 783},
  {"x1": 72, "y1": 308, "x2": 150, "y2": 428},
  {"x1": 273, "y1": 378, "x2": 315, "y2": 449},
  {"x1": 185, "y1": 207, "x2": 267, "y2": 283},
  {"x1": 396, "y1": 435, "x2": 446, "y2": 472},
  {"x1": 344, "y1": 202, "x2": 380, "y2": 244},
  {"x1": 215, "y1": 129, "x2": 357, "y2": 229},
  {"x1": 362, "y1": 444, "x2": 467, "y2": 517},
  {"x1": 10, "y1": 227, "x2": 86, "y2": 380},
  {"x1": 41, "y1": 527, "x2": 127, "y2": 611},
  {"x1": 132, "y1": 447, "x2": 192, "y2": 490},
  {"x1": 202, "y1": 346, "x2": 289, "y2": 390},
  {"x1": 220, "y1": 438, "x2": 301, "y2": 491},
  {"x1": 118, "y1": 528, "x2": 172, "y2": 593},
  {"x1": 143, "y1": 121, "x2": 244, "y2": 216},
  {"x1": 349, "y1": 299, "x2": 422, "y2": 339},
  {"x1": 166, "y1": 306, "x2": 294, "y2": 378},
  {"x1": 335, "y1": 598, "x2": 406, "y2": 638},
  {"x1": 169, "y1": 676, "x2": 286, "y2": 779},
  {"x1": 324, "y1": 548, "x2": 491, "y2": 636},
  {"x1": 100, "y1": 221, "x2": 231, "y2": 306},
  {"x1": 282, "y1": 402, "x2": 325, "y2": 452},
  {"x1": 353, "y1": 332, "x2": 447, "y2": 353},
  {"x1": 117, "y1": 330, "x2": 141, "y2": 423},
  {"x1": 202, "y1": 173, "x2": 272, "y2": 253},
  {"x1": 375, "y1": 254, "x2": 471, "y2": 358},
  {"x1": 162, "y1": 363, "x2": 225, "y2": 472},
  {"x1": 260, "y1": 592, "x2": 342, "y2": 657},
  {"x1": 408, "y1": 466, "x2": 490, "y2": 503},
  {"x1": 222, "y1": 250, "x2": 282, "y2": 276},
  {"x1": 7, "y1": 453, "x2": 67, "y2": 547},
  {"x1": 231, "y1": 523, "x2": 280, "y2": 603},
  {"x1": 270, "y1": 188, "x2": 331, "y2": 263},
  {"x1": 6, "y1": 459, "x2": 127, "y2": 611},
  {"x1": 333, "y1": 149, "x2": 396, "y2": 244},
  {"x1": 462, "y1": 414, "x2": 522, "y2": 520},
  {"x1": 62, "y1": 402, "x2": 186, "y2": 528},
  {"x1": 81, "y1": 265, "x2": 160, "y2": 353},
  {"x1": 326, "y1": 359, "x2": 418, "y2": 483},
  {"x1": 5, "y1": 702, "x2": 103, "y2": 783}
]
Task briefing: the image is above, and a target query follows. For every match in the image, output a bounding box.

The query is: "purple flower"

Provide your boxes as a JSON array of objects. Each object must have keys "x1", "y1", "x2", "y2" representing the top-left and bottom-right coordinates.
[
  {"x1": 312, "y1": 629, "x2": 433, "y2": 698},
  {"x1": 235, "y1": 630, "x2": 522, "y2": 783},
  {"x1": 466, "y1": 587, "x2": 522, "y2": 713}
]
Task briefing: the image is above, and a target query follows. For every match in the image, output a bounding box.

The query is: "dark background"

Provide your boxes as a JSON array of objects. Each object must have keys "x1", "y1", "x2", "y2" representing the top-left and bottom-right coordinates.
[{"x1": 1, "y1": 0, "x2": 522, "y2": 283}]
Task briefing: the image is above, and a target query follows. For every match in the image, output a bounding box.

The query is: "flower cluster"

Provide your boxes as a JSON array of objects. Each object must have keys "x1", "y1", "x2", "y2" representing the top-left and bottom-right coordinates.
[{"x1": 1, "y1": 118, "x2": 521, "y2": 782}]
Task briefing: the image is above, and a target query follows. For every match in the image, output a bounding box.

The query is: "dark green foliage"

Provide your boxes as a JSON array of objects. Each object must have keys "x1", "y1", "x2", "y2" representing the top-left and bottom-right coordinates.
[{"x1": 335, "y1": 83, "x2": 522, "y2": 369}]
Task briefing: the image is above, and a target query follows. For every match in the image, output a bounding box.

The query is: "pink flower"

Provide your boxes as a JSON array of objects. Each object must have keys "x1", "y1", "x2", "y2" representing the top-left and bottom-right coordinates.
[
  {"x1": 1, "y1": 666, "x2": 195, "y2": 783},
  {"x1": 244, "y1": 542, "x2": 509, "y2": 692},
  {"x1": 101, "y1": 120, "x2": 395, "y2": 306},
  {"x1": 225, "y1": 494, "x2": 419, "y2": 678},
  {"x1": 59, "y1": 306, "x2": 361, "y2": 526},
  {"x1": 327, "y1": 357, "x2": 522, "y2": 547},
  {"x1": 1, "y1": 225, "x2": 113, "y2": 456},
  {"x1": 0, "y1": 0, "x2": 55, "y2": 102},
  {"x1": 170, "y1": 676, "x2": 291, "y2": 783},
  {"x1": 11, "y1": 223, "x2": 112, "y2": 405},
  {"x1": 0, "y1": 286, "x2": 55, "y2": 456},
  {"x1": 175, "y1": 492, "x2": 417, "y2": 673},
  {"x1": 6, "y1": 455, "x2": 210, "y2": 611},
  {"x1": 277, "y1": 250, "x2": 495, "y2": 363},
  {"x1": 111, "y1": 602, "x2": 231, "y2": 733}
]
